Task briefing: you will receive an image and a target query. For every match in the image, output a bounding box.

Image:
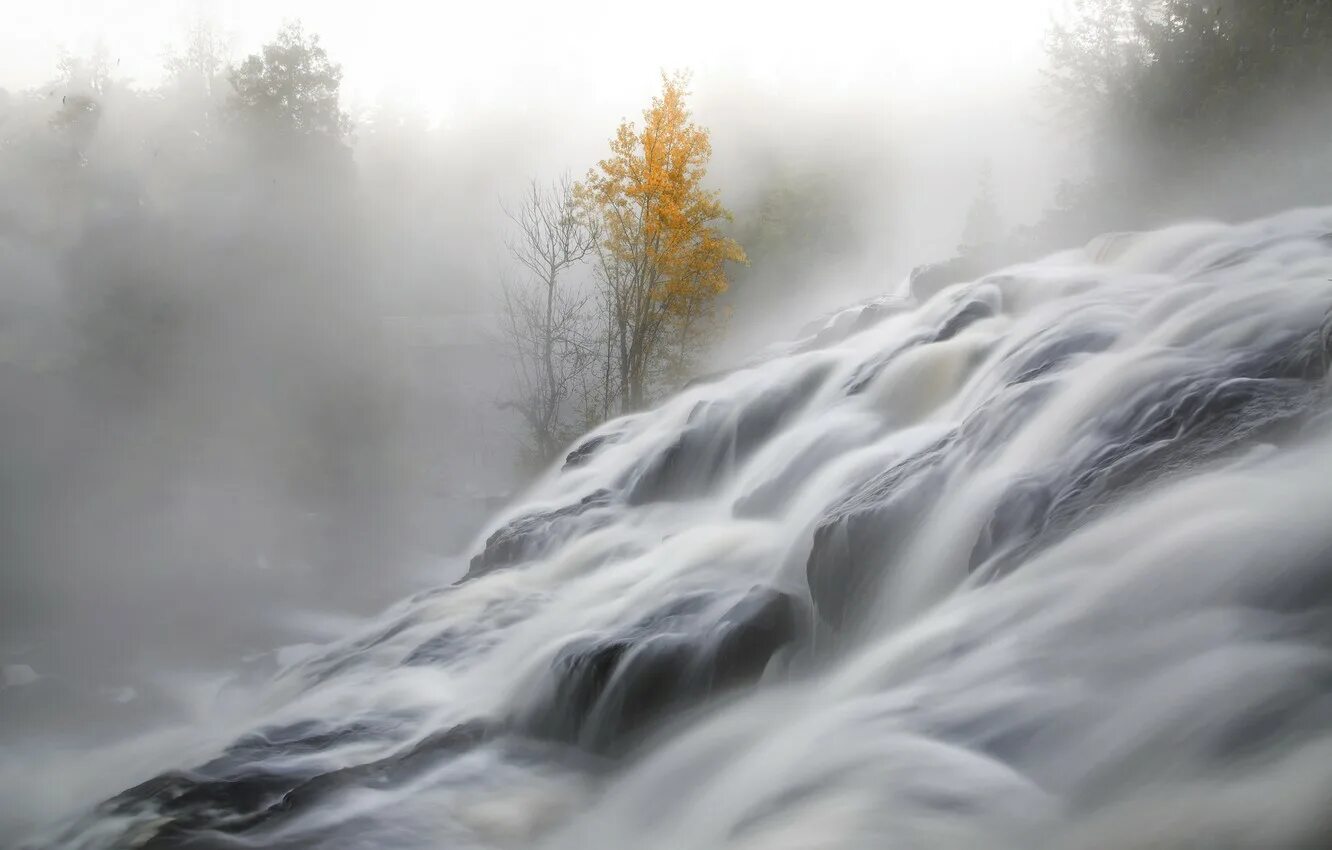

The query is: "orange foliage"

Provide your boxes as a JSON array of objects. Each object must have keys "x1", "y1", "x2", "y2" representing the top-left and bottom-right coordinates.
[{"x1": 579, "y1": 72, "x2": 746, "y2": 402}]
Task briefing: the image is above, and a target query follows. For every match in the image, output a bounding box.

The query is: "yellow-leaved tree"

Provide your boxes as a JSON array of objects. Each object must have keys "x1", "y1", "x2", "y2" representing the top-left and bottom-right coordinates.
[{"x1": 579, "y1": 72, "x2": 746, "y2": 412}]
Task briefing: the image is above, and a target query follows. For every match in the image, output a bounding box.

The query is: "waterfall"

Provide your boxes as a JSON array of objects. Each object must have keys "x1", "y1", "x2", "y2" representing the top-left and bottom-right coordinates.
[{"x1": 27, "y1": 207, "x2": 1332, "y2": 850}]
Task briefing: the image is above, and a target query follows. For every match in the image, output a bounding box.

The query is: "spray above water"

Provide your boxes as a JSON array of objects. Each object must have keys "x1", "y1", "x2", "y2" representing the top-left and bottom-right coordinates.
[{"x1": 23, "y1": 208, "x2": 1332, "y2": 849}]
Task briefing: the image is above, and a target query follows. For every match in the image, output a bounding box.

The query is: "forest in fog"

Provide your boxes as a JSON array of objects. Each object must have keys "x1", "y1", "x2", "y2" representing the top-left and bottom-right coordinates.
[{"x1": 2, "y1": 0, "x2": 1331, "y2": 794}]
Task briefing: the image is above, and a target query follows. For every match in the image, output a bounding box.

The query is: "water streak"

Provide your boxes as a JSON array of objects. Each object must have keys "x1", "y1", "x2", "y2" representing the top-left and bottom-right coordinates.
[{"x1": 22, "y1": 208, "x2": 1332, "y2": 850}]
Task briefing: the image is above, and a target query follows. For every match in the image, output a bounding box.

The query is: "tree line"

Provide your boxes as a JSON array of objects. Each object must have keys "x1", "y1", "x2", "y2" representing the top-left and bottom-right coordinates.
[
  {"x1": 13, "y1": 4, "x2": 1328, "y2": 474},
  {"x1": 25, "y1": 21, "x2": 350, "y2": 169},
  {"x1": 0, "y1": 20, "x2": 432, "y2": 612},
  {"x1": 935, "y1": 0, "x2": 1332, "y2": 296},
  {"x1": 1, "y1": 19, "x2": 843, "y2": 485},
  {"x1": 1046, "y1": 0, "x2": 1332, "y2": 227}
]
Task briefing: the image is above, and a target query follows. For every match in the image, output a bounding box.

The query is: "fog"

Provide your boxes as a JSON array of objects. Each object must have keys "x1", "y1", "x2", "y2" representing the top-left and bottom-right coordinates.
[{"x1": 3, "y1": 0, "x2": 1331, "y2": 842}]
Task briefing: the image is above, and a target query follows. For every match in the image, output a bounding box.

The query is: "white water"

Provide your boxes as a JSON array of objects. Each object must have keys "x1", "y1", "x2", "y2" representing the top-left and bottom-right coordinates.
[{"x1": 20, "y1": 208, "x2": 1332, "y2": 849}]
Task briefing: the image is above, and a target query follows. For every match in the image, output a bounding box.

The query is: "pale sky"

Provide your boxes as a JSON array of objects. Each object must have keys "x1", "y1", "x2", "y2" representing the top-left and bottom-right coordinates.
[
  {"x1": 3, "y1": 0, "x2": 1066, "y2": 119},
  {"x1": 2, "y1": 0, "x2": 1081, "y2": 269}
]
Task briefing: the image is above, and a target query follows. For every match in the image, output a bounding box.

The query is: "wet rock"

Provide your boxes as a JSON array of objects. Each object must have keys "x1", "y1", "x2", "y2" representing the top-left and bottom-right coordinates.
[
  {"x1": 1002, "y1": 328, "x2": 1117, "y2": 385},
  {"x1": 199, "y1": 719, "x2": 389, "y2": 776},
  {"x1": 401, "y1": 628, "x2": 463, "y2": 666},
  {"x1": 522, "y1": 587, "x2": 803, "y2": 754},
  {"x1": 933, "y1": 297, "x2": 995, "y2": 343},
  {"x1": 844, "y1": 289, "x2": 1000, "y2": 395},
  {"x1": 294, "y1": 615, "x2": 421, "y2": 684},
  {"x1": 806, "y1": 456, "x2": 949, "y2": 631},
  {"x1": 843, "y1": 332, "x2": 930, "y2": 395},
  {"x1": 96, "y1": 721, "x2": 495, "y2": 848},
  {"x1": 563, "y1": 433, "x2": 615, "y2": 470},
  {"x1": 263, "y1": 720, "x2": 492, "y2": 818},
  {"x1": 465, "y1": 489, "x2": 614, "y2": 579},
  {"x1": 792, "y1": 299, "x2": 909, "y2": 352},
  {"x1": 967, "y1": 477, "x2": 1053, "y2": 575},
  {"x1": 625, "y1": 417, "x2": 716, "y2": 505},
  {"x1": 102, "y1": 766, "x2": 314, "y2": 846},
  {"x1": 628, "y1": 367, "x2": 828, "y2": 505},
  {"x1": 811, "y1": 381, "x2": 1059, "y2": 631},
  {"x1": 734, "y1": 430, "x2": 868, "y2": 518},
  {"x1": 402, "y1": 596, "x2": 542, "y2": 667},
  {"x1": 971, "y1": 322, "x2": 1331, "y2": 580}
]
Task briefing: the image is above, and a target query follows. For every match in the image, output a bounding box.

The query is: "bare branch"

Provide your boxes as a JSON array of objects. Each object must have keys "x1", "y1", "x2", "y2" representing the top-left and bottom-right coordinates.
[{"x1": 496, "y1": 175, "x2": 601, "y2": 465}]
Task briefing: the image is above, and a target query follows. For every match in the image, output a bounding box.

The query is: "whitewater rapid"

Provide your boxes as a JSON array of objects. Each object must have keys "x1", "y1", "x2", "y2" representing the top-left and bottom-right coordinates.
[{"x1": 23, "y1": 208, "x2": 1332, "y2": 849}]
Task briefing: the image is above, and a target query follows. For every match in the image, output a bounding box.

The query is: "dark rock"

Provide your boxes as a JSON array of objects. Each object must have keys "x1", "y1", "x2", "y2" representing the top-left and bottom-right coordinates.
[
  {"x1": 293, "y1": 615, "x2": 421, "y2": 684},
  {"x1": 266, "y1": 720, "x2": 492, "y2": 818},
  {"x1": 843, "y1": 332, "x2": 930, "y2": 394},
  {"x1": 107, "y1": 768, "x2": 295, "y2": 830},
  {"x1": 521, "y1": 587, "x2": 804, "y2": 754},
  {"x1": 806, "y1": 455, "x2": 949, "y2": 631},
  {"x1": 809, "y1": 381, "x2": 1050, "y2": 631},
  {"x1": 733, "y1": 428, "x2": 873, "y2": 518},
  {"x1": 628, "y1": 366, "x2": 828, "y2": 505},
  {"x1": 563, "y1": 434, "x2": 615, "y2": 470},
  {"x1": 933, "y1": 297, "x2": 995, "y2": 343},
  {"x1": 793, "y1": 299, "x2": 909, "y2": 353},
  {"x1": 96, "y1": 720, "x2": 495, "y2": 848},
  {"x1": 465, "y1": 488, "x2": 614, "y2": 579},
  {"x1": 844, "y1": 288, "x2": 999, "y2": 396},
  {"x1": 404, "y1": 594, "x2": 548, "y2": 669},
  {"x1": 1002, "y1": 327, "x2": 1117, "y2": 385},
  {"x1": 967, "y1": 477, "x2": 1053, "y2": 575},
  {"x1": 970, "y1": 318, "x2": 1332, "y2": 580},
  {"x1": 401, "y1": 629, "x2": 463, "y2": 666},
  {"x1": 198, "y1": 719, "x2": 388, "y2": 777}
]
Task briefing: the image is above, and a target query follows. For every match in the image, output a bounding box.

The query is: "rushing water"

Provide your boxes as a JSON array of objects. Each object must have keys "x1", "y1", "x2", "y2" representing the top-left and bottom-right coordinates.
[{"x1": 22, "y1": 208, "x2": 1332, "y2": 849}]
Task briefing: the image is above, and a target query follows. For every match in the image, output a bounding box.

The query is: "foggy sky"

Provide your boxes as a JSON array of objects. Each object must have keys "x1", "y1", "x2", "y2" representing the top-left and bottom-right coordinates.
[
  {"x1": 4, "y1": 1, "x2": 1062, "y2": 114},
  {"x1": 2, "y1": 0, "x2": 1074, "y2": 259}
]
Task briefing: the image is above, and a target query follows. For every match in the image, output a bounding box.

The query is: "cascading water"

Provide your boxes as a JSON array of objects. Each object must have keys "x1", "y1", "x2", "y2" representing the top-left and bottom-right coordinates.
[{"x1": 24, "y1": 207, "x2": 1332, "y2": 849}]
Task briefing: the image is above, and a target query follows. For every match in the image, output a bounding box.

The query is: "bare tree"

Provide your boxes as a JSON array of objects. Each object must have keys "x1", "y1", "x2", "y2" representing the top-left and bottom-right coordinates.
[
  {"x1": 163, "y1": 20, "x2": 232, "y2": 145},
  {"x1": 499, "y1": 176, "x2": 600, "y2": 464},
  {"x1": 165, "y1": 20, "x2": 229, "y2": 100},
  {"x1": 55, "y1": 44, "x2": 113, "y2": 97}
]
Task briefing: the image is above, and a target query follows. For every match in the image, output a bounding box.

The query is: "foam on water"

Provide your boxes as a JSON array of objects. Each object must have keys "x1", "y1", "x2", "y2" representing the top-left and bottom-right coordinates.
[{"x1": 20, "y1": 207, "x2": 1332, "y2": 849}]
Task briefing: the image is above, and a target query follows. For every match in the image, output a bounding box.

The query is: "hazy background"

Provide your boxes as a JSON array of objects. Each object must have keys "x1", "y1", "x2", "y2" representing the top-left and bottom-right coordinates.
[{"x1": 2, "y1": 0, "x2": 1329, "y2": 822}]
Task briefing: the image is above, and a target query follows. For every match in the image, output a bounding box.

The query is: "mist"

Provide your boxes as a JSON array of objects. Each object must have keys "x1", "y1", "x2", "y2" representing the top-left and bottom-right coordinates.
[{"x1": 4, "y1": 1, "x2": 1332, "y2": 845}]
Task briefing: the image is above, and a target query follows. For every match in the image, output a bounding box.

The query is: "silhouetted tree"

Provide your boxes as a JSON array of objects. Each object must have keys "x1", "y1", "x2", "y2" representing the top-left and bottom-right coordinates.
[
  {"x1": 1040, "y1": 0, "x2": 1332, "y2": 234},
  {"x1": 499, "y1": 176, "x2": 600, "y2": 465},
  {"x1": 228, "y1": 22, "x2": 350, "y2": 145},
  {"x1": 55, "y1": 44, "x2": 113, "y2": 97},
  {"x1": 162, "y1": 21, "x2": 232, "y2": 147},
  {"x1": 166, "y1": 20, "x2": 229, "y2": 101}
]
